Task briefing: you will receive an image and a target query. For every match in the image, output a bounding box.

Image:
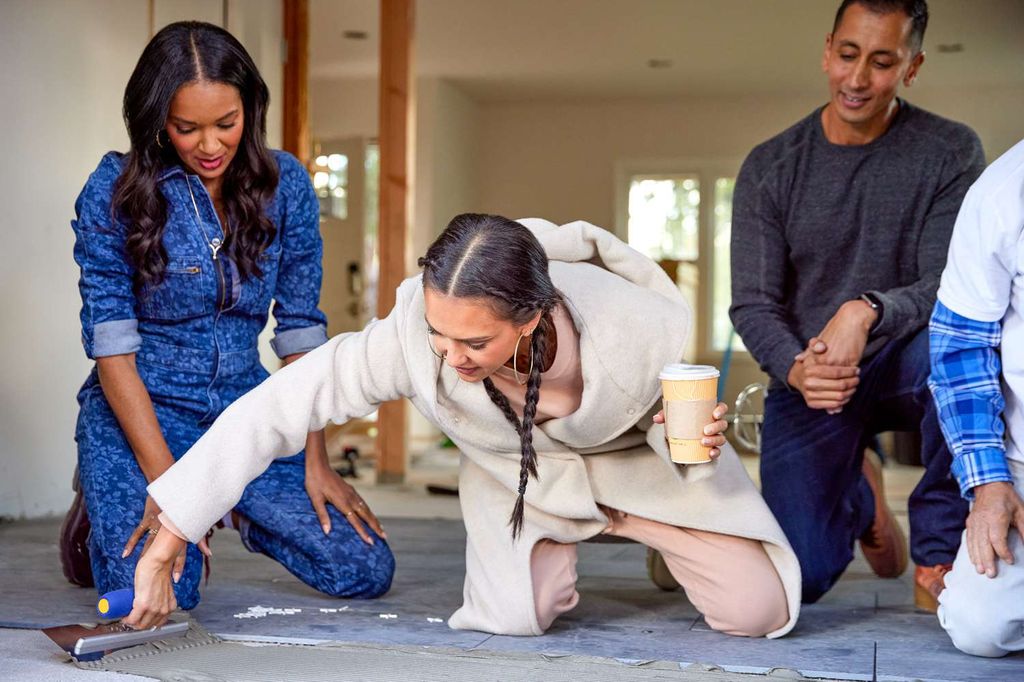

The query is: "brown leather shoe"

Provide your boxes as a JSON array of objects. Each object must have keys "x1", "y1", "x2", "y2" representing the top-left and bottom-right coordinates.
[
  {"x1": 914, "y1": 563, "x2": 952, "y2": 613},
  {"x1": 858, "y1": 450, "x2": 908, "y2": 578},
  {"x1": 646, "y1": 548, "x2": 679, "y2": 591},
  {"x1": 58, "y1": 466, "x2": 94, "y2": 588}
]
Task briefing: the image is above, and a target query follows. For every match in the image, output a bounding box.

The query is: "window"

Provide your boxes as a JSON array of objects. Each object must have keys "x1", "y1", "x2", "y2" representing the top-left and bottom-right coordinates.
[
  {"x1": 618, "y1": 161, "x2": 743, "y2": 362},
  {"x1": 627, "y1": 175, "x2": 701, "y2": 361},
  {"x1": 312, "y1": 153, "x2": 348, "y2": 219},
  {"x1": 712, "y1": 178, "x2": 744, "y2": 352}
]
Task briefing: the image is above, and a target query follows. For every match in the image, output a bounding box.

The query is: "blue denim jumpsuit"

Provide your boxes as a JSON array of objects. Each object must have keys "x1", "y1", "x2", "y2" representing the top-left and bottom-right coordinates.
[{"x1": 71, "y1": 151, "x2": 394, "y2": 608}]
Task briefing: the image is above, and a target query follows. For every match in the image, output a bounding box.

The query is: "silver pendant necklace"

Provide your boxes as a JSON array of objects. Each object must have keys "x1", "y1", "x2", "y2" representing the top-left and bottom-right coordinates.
[{"x1": 185, "y1": 176, "x2": 223, "y2": 260}]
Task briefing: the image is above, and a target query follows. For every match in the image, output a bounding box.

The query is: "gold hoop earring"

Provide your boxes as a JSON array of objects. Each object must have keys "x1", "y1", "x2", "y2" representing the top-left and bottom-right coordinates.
[
  {"x1": 155, "y1": 130, "x2": 164, "y2": 149},
  {"x1": 427, "y1": 331, "x2": 446, "y2": 360},
  {"x1": 512, "y1": 331, "x2": 535, "y2": 385}
]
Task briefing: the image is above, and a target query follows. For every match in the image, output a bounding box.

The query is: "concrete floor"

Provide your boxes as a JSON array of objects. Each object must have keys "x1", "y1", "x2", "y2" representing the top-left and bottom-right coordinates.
[{"x1": 2, "y1": 457, "x2": 1022, "y2": 681}]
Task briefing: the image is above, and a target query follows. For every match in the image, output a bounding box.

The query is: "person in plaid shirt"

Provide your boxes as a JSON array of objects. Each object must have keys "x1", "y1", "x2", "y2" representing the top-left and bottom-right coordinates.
[{"x1": 929, "y1": 138, "x2": 1024, "y2": 658}]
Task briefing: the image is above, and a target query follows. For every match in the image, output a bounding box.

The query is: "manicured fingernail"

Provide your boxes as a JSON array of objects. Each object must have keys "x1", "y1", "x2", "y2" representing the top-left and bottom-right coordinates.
[
  {"x1": 121, "y1": 550, "x2": 129, "y2": 558},
  {"x1": 381, "y1": 532, "x2": 388, "y2": 539},
  {"x1": 173, "y1": 572, "x2": 181, "y2": 583},
  {"x1": 368, "y1": 537, "x2": 375, "y2": 545},
  {"x1": 322, "y1": 524, "x2": 330, "y2": 534}
]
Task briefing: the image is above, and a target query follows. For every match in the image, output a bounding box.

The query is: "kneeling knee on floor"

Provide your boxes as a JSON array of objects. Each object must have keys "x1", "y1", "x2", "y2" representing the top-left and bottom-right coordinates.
[
  {"x1": 706, "y1": 581, "x2": 789, "y2": 637},
  {"x1": 714, "y1": 601, "x2": 788, "y2": 637},
  {"x1": 943, "y1": 604, "x2": 1015, "y2": 658},
  {"x1": 317, "y1": 543, "x2": 396, "y2": 598}
]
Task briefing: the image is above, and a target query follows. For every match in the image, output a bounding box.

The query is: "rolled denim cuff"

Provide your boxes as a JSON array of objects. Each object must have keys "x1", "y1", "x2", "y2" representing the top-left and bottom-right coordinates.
[
  {"x1": 270, "y1": 324, "x2": 328, "y2": 358},
  {"x1": 91, "y1": 318, "x2": 142, "y2": 358}
]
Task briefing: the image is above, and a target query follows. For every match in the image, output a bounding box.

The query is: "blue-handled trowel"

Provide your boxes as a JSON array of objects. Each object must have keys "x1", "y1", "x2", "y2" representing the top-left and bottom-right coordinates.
[{"x1": 43, "y1": 588, "x2": 189, "y2": 662}]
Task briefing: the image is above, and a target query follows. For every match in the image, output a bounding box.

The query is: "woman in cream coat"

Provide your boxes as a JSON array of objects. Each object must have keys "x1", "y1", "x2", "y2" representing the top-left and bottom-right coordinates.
[{"x1": 128, "y1": 214, "x2": 802, "y2": 638}]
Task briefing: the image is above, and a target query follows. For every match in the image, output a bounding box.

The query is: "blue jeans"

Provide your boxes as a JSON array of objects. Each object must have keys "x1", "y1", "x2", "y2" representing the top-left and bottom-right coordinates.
[
  {"x1": 760, "y1": 329, "x2": 967, "y2": 603},
  {"x1": 76, "y1": 363, "x2": 394, "y2": 608}
]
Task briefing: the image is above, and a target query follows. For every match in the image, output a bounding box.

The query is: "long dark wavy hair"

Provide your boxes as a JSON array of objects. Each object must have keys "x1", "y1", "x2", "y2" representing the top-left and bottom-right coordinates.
[
  {"x1": 113, "y1": 21, "x2": 279, "y2": 292},
  {"x1": 419, "y1": 214, "x2": 561, "y2": 539}
]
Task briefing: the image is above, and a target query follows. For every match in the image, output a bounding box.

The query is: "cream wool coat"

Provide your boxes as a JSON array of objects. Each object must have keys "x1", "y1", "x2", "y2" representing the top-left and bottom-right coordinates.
[{"x1": 149, "y1": 218, "x2": 802, "y2": 638}]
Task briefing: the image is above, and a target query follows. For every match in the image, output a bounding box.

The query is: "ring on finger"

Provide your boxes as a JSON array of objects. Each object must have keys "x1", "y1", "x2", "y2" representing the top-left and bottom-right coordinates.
[
  {"x1": 147, "y1": 527, "x2": 160, "y2": 536},
  {"x1": 345, "y1": 511, "x2": 356, "y2": 517}
]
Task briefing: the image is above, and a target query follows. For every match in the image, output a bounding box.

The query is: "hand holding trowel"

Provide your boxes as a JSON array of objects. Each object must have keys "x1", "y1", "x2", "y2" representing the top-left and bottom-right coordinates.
[
  {"x1": 43, "y1": 588, "x2": 189, "y2": 662},
  {"x1": 43, "y1": 522, "x2": 202, "y2": 661}
]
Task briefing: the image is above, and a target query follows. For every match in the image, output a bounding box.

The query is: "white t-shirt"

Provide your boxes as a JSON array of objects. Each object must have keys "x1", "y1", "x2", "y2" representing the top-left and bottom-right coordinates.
[{"x1": 937, "y1": 138, "x2": 1024, "y2": 466}]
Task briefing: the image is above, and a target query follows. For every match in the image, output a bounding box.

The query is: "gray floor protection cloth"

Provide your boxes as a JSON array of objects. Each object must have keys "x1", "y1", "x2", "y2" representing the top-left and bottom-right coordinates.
[
  {"x1": 78, "y1": 621, "x2": 843, "y2": 682},
  {"x1": 5, "y1": 518, "x2": 1024, "y2": 681}
]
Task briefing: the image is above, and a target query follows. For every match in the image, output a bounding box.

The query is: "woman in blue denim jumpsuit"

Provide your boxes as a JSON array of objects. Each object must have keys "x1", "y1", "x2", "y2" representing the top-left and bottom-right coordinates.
[{"x1": 69, "y1": 21, "x2": 394, "y2": 610}]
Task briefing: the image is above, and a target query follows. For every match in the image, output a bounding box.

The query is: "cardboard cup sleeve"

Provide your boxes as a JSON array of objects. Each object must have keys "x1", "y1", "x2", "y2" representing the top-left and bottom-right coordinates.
[{"x1": 659, "y1": 372, "x2": 719, "y2": 464}]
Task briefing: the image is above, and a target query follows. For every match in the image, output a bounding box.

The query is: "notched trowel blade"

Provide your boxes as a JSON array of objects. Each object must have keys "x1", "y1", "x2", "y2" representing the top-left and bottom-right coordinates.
[{"x1": 43, "y1": 618, "x2": 189, "y2": 661}]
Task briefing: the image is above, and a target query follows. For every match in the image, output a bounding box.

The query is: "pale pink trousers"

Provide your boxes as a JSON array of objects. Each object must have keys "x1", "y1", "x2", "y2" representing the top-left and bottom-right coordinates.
[{"x1": 532, "y1": 508, "x2": 789, "y2": 637}]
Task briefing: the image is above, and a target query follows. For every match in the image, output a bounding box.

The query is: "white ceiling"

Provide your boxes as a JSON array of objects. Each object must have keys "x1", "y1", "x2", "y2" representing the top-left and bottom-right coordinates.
[{"x1": 310, "y1": 0, "x2": 1024, "y2": 101}]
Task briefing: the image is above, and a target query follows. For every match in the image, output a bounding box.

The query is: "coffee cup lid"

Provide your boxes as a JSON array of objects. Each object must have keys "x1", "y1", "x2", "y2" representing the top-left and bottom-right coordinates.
[{"x1": 659, "y1": 364, "x2": 720, "y2": 381}]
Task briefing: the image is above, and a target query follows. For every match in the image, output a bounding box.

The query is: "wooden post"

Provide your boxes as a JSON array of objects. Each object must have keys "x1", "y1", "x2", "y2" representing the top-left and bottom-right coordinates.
[
  {"x1": 375, "y1": 0, "x2": 413, "y2": 484},
  {"x1": 282, "y1": 0, "x2": 309, "y2": 165}
]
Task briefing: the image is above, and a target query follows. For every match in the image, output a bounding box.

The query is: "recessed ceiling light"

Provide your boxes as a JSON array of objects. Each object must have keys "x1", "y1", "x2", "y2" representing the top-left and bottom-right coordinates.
[
  {"x1": 936, "y1": 43, "x2": 964, "y2": 53},
  {"x1": 343, "y1": 30, "x2": 369, "y2": 40},
  {"x1": 647, "y1": 58, "x2": 673, "y2": 69}
]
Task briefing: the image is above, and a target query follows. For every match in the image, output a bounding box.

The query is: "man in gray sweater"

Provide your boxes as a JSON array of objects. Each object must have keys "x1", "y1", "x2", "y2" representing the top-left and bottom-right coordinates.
[{"x1": 730, "y1": 0, "x2": 985, "y2": 609}]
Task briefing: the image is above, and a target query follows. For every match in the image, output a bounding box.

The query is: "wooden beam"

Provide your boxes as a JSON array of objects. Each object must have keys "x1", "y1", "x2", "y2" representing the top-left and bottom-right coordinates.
[
  {"x1": 376, "y1": 0, "x2": 414, "y2": 484},
  {"x1": 282, "y1": 0, "x2": 309, "y2": 164}
]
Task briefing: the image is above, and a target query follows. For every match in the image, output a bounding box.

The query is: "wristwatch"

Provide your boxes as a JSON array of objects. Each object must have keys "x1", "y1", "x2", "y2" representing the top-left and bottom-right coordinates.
[{"x1": 859, "y1": 292, "x2": 883, "y2": 331}]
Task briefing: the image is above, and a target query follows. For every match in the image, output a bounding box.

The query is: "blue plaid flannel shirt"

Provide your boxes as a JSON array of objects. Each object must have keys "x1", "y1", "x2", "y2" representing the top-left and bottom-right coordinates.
[{"x1": 928, "y1": 300, "x2": 1012, "y2": 499}]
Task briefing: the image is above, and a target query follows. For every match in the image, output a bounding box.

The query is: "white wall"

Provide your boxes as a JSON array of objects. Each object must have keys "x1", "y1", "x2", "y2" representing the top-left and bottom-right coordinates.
[
  {"x1": 0, "y1": 0, "x2": 282, "y2": 519},
  {"x1": 310, "y1": 75, "x2": 484, "y2": 264},
  {"x1": 475, "y1": 86, "x2": 1024, "y2": 230},
  {"x1": 311, "y1": 76, "x2": 379, "y2": 141},
  {"x1": 309, "y1": 73, "x2": 1024, "y2": 454},
  {"x1": 471, "y1": 84, "x2": 1024, "y2": 404},
  {"x1": 0, "y1": 0, "x2": 146, "y2": 519},
  {"x1": 226, "y1": 0, "x2": 284, "y2": 150},
  {"x1": 411, "y1": 78, "x2": 483, "y2": 269},
  {"x1": 309, "y1": 76, "x2": 485, "y2": 451}
]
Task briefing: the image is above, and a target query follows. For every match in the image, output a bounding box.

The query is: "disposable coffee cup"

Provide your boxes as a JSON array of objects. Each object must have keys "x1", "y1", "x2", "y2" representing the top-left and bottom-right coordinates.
[{"x1": 659, "y1": 364, "x2": 720, "y2": 464}]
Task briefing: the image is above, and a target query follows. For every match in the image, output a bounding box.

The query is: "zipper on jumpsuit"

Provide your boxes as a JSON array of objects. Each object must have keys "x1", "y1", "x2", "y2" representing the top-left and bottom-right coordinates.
[{"x1": 185, "y1": 175, "x2": 228, "y2": 421}]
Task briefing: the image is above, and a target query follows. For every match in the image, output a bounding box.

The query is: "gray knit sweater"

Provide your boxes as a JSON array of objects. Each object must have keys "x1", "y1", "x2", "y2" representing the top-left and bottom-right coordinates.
[{"x1": 730, "y1": 100, "x2": 985, "y2": 386}]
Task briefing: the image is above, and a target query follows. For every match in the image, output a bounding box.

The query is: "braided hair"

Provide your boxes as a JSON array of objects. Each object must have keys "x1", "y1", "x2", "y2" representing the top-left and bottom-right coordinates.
[{"x1": 419, "y1": 214, "x2": 560, "y2": 539}]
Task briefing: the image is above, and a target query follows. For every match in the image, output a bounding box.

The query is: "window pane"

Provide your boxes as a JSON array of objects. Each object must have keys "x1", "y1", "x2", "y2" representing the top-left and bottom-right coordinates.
[
  {"x1": 313, "y1": 153, "x2": 348, "y2": 219},
  {"x1": 627, "y1": 176, "x2": 699, "y2": 261},
  {"x1": 712, "y1": 177, "x2": 745, "y2": 351},
  {"x1": 628, "y1": 175, "x2": 699, "y2": 361}
]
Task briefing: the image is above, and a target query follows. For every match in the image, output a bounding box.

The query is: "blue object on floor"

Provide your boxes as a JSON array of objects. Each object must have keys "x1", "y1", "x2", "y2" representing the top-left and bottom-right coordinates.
[{"x1": 97, "y1": 588, "x2": 133, "y2": 619}]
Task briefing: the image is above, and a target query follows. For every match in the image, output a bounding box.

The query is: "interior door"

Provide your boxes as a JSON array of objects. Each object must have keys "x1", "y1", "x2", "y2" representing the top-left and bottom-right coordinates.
[{"x1": 313, "y1": 137, "x2": 369, "y2": 336}]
